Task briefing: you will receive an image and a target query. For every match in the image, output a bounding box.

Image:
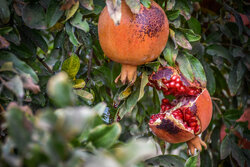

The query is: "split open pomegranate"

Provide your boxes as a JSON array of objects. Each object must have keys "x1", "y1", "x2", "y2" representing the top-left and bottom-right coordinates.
[{"x1": 148, "y1": 66, "x2": 213, "y2": 154}]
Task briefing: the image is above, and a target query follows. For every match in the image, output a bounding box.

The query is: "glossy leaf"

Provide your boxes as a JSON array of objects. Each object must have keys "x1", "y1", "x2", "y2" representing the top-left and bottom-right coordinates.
[
  {"x1": 206, "y1": 45, "x2": 232, "y2": 63},
  {"x1": 46, "y1": 0, "x2": 64, "y2": 28},
  {"x1": 185, "y1": 155, "x2": 199, "y2": 167},
  {"x1": 70, "y1": 11, "x2": 89, "y2": 33},
  {"x1": 163, "y1": 40, "x2": 178, "y2": 67},
  {"x1": 175, "y1": 31, "x2": 192, "y2": 50},
  {"x1": 176, "y1": 53, "x2": 194, "y2": 82}
]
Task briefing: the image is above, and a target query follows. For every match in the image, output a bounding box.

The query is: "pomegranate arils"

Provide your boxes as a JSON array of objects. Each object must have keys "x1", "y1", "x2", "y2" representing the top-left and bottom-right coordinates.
[{"x1": 162, "y1": 98, "x2": 169, "y2": 104}]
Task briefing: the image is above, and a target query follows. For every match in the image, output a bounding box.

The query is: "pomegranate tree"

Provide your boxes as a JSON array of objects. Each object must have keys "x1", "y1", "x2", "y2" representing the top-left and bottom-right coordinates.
[
  {"x1": 98, "y1": 0, "x2": 169, "y2": 84},
  {"x1": 148, "y1": 66, "x2": 213, "y2": 154}
]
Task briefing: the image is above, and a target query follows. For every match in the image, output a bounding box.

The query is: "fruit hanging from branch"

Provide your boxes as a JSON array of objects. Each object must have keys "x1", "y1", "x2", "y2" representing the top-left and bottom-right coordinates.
[
  {"x1": 98, "y1": 0, "x2": 169, "y2": 84},
  {"x1": 148, "y1": 66, "x2": 213, "y2": 155}
]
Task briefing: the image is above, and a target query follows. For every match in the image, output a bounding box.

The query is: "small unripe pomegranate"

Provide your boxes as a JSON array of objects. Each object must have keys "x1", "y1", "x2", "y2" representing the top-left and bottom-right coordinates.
[
  {"x1": 148, "y1": 66, "x2": 213, "y2": 154},
  {"x1": 98, "y1": 1, "x2": 169, "y2": 84}
]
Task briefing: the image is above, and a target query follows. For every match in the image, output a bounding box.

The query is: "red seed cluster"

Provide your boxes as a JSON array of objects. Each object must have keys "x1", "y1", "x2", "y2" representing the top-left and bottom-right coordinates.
[
  {"x1": 172, "y1": 108, "x2": 200, "y2": 133},
  {"x1": 160, "y1": 98, "x2": 174, "y2": 112},
  {"x1": 149, "y1": 113, "x2": 166, "y2": 124},
  {"x1": 149, "y1": 75, "x2": 201, "y2": 97}
]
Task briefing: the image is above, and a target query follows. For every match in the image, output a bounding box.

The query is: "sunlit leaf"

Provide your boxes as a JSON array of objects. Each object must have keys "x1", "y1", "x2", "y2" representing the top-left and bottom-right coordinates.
[
  {"x1": 70, "y1": 11, "x2": 89, "y2": 33},
  {"x1": 73, "y1": 79, "x2": 86, "y2": 89},
  {"x1": 175, "y1": 31, "x2": 192, "y2": 50}
]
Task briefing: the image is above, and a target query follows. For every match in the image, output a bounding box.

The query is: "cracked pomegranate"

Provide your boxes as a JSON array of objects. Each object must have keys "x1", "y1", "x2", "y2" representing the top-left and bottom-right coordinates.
[
  {"x1": 98, "y1": 1, "x2": 169, "y2": 84},
  {"x1": 148, "y1": 66, "x2": 213, "y2": 145}
]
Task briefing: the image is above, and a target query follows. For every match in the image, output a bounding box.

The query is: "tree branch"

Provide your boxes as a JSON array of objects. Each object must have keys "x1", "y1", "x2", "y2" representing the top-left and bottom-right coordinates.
[{"x1": 36, "y1": 55, "x2": 54, "y2": 74}]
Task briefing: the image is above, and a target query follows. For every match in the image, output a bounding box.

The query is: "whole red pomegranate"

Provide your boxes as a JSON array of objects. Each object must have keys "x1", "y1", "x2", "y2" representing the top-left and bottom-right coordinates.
[
  {"x1": 148, "y1": 66, "x2": 213, "y2": 154},
  {"x1": 98, "y1": 1, "x2": 169, "y2": 84}
]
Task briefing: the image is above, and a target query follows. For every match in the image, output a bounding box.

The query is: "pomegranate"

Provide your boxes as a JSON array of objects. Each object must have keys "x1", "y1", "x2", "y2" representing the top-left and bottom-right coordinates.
[
  {"x1": 98, "y1": 1, "x2": 169, "y2": 84},
  {"x1": 148, "y1": 66, "x2": 213, "y2": 154}
]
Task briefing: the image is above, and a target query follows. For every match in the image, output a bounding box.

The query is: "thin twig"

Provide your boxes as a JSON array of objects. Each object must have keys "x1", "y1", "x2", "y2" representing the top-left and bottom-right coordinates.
[
  {"x1": 211, "y1": 97, "x2": 222, "y2": 102},
  {"x1": 93, "y1": 53, "x2": 101, "y2": 66},
  {"x1": 86, "y1": 49, "x2": 93, "y2": 83},
  {"x1": 36, "y1": 55, "x2": 54, "y2": 74}
]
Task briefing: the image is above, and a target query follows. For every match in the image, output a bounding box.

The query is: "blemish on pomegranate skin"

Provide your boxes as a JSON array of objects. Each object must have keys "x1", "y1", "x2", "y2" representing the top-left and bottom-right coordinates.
[
  {"x1": 157, "y1": 119, "x2": 181, "y2": 134},
  {"x1": 132, "y1": 6, "x2": 165, "y2": 41},
  {"x1": 152, "y1": 68, "x2": 173, "y2": 80}
]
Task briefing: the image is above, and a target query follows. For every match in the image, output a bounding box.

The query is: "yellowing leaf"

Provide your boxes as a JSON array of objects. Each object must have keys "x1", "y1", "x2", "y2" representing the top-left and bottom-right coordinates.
[
  {"x1": 61, "y1": 54, "x2": 80, "y2": 79},
  {"x1": 73, "y1": 79, "x2": 86, "y2": 89},
  {"x1": 64, "y1": 1, "x2": 79, "y2": 23}
]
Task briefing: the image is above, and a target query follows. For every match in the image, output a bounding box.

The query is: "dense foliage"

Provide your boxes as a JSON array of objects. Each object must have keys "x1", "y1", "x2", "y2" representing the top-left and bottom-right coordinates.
[{"x1": 0, "y1": 0, "x2": 249, "y2": 166}]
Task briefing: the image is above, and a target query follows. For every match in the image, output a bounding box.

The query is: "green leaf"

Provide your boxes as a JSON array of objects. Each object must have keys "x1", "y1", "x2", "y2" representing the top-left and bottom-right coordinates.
[
  {"x1": 145, "y1": 155, "x2": 185, "y2": 167},
  {"x1": 22, "y1": 3, "x2": 47, "y2": 29},
  {"x1": 140, "y1": 0, "x2": 151, "y2": 8},
  {"x1": 175, "y1": 31, "x2": 192, "y2": 50},
  {"x1": 0, "y1": 51, "x2": 39, "y2": 83},
  {"x1": 62, "y1": 54, "x2": 80, "y2": 79},
  {"x1": 73, "y1": 79, "x2": 86, "y2": 89},
  {"x1": 224, "y1": 109, "x2": 243, "y2": 121},
  {"x1": 163, "y1": 40, "x2": 178, "y2": 66},
  {"x1": 206, "y1": 45, "x2": 233, "y2": 63},
  {"x1": 47, "y1": 72, "x2": 76, "y2": 107},
  {"x1": 176, "y1": 53, "x2": 194, "y2": 82},
  {"x1": 21, "y1": 26, "x2": 48, "y2": 53},
  {"x1": 166, "y1": 10, "x2": 180, "y2": 21},
  {"x1": 138, "y1": 72, "x2": 148, "y2": 100},
  {"x1": 185, "y1": 155, "x2": 199, "y2": 167},
  {"x1": 228, "y1": 64, "x2": 242, "y2": 96},
  {"x1": 0, "y1": 0, "x2": 10, "y2": 24},
  {"x1": 54, "y1": 31, "x2": 65, "y2": 49},
  {"x1": 145, "y1": 61, "x2": 161, "y2": 72},
  {"x1": 203, "y1": 64, "x2": 216, "y2": 95},
  {"x1": 220, "y1": 135, "x2": 232, "y2": 159},
  {"x1": 187, "y1": 17, "x2": 201, "y2": 35},
  {"x1": 184, "y1": 52, "x2": 207, "y2": 87},
  {"x1": 74, "y1": 89, "x2": 94, "y2": 101},
  {"x1": 79, "y1": 0, "x2": 94, "y2": 10},
  {"x1": 125, "y1": 0, "x2": 140, "y2": 14},
  {"x1": 70, "y1": 11, "x2": 89, "y2": 33},
  {"x1": 65, "y1": 22, "x2": 80, "y2": 46},
  {"x1": 178, "y1": 28, "x2": 201, "y2": 42},
  {"x1": 88, "y1": 123, "x2": 121, "y2": 148},
  {"x1": 46, "y1": 0, "x2": 64, "y2": 28},
  {"x1": 6, "y1": 107, "x2": 32, "y2": 152}
]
